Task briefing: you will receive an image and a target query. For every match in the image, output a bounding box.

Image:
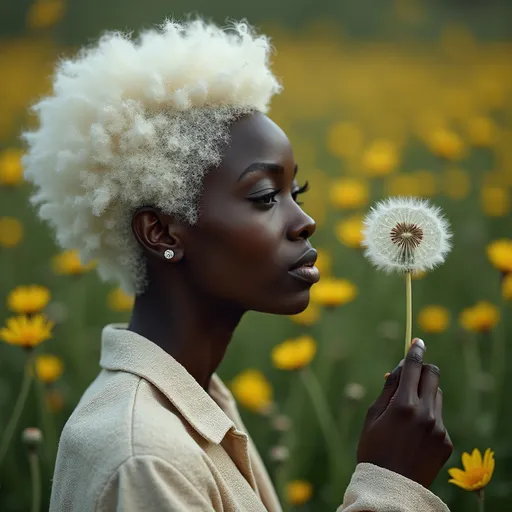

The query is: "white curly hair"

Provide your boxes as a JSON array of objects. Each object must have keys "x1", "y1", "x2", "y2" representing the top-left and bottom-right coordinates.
[{"x1": 22, "y1": 19, "x2": 282, "y2": 294}]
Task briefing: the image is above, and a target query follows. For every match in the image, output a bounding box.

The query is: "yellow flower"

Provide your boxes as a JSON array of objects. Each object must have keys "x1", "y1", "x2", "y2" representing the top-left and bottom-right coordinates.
[
  {"x1": 0, "y1": 148, "x2": 24, "y2": 186},
  {"x1": 310, "y1": 278, "x2": 358, "y2": 307},
  {"x1": 448, "y1": 448, "x2": 495, "y2": 492},
  {"x1": 441, "y1": 168, "x2": 470, "y2": 200},
  {"x1": 52, "y1": 250, "x2": 96, "y2": 275},
  {"x1": 467, "y1": 116, "x2": 497, "y2": 147},
  {"x1": 0, "y1": 314, "x2": 54, "y2": 348},
  {"x1": 459, "y1": 302, "x2": 500, "y2": 333},
  {"x1": 289, "y1": 302, "x2": 321, "y2": 326},
  {"x1": 329, "y1": 178, "x2": 369, "y2": 209},
  {"x1": 486, "y1": 239, "x2": 512, "y2": 274},
  {"x1": 272, "y1": 335, "x2": 316, "y2": 370},
  {"x1": 326, "y1": 121, "x2": 364, "y2": 158},
  {"x1": 335, "y1": 215, "x2": 364, "y2": 248},
  {"x1": 481, "y1": 187, "x2": 510, "y2": 217},
  {"x1": 362, "y1": 139, "x2": 399, "y2": 176},
  {"x1": 107, "y1": 287, "x2": 135, "y2": 312},
  {"x1": 0, "y1": 217, "x2": 24, "y2": 248},
  {"x1": 418, "y1": 305, "x2": 451, "y2": 333},
  {"x1": 315, "y1": 249, "x2": 332, "y2": 277},
  {"x1": 230, "y1": 369, "x2": 273, "y2": 413},
  {"x1": 502, "y1": 273, "x2": 512, "y2": 301},
  {"x1": 427, "y1": 128, "x2": 465, "y2": 160},
  {"x1": 286, "y1": 480, "x2": 313, "y2": 505},
  {"x1": 26, "y1": 0, "x2": 66, "y2": 29},
  {"x1": 36, "y1": 354, "x2": 64, "y2": 383},
  {"x1": 7, "y1": 285, "x2": 51, "y2": 314}
]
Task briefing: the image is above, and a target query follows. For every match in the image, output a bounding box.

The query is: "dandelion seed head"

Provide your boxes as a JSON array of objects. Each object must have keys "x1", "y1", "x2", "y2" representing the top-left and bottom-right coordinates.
[{"x1": 362, "y1": 196, "x2": 452, "y2": 273}]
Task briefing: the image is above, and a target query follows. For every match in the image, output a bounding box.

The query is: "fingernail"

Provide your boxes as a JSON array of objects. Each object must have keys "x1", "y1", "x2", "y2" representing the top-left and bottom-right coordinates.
[
  {"x1": 398, "y1": 359, "x2": 405, "y2": 367},
  {"x1": 384, "y1": 372, "x2": 391, "y2": 380},
  {"x1": 414, "y1": 338, "x2": 425, "y2": 350}
]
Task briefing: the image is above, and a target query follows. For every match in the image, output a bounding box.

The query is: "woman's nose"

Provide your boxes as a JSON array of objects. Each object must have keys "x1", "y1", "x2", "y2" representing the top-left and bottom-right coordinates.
[{"x1": 287, "y1": 208, "x2": 316, "y2": 241}]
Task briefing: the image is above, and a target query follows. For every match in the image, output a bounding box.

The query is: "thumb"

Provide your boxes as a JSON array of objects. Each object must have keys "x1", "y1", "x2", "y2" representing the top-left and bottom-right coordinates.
[{"x1": 369, "y1": 363, "x2": 403, "y2": 420}]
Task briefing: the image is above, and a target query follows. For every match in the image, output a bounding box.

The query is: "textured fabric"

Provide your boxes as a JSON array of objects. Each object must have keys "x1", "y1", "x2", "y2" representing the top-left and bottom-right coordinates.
[
  {"x1": 342, "y1": 464, "x2": 450, "y2": 511},
  {"x1": 49, "y1": 324, "x2": 450, "y2": 511}
]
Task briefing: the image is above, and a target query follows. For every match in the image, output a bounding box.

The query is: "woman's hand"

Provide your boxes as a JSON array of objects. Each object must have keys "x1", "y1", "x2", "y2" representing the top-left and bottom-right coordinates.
[{"x1": 356, "y1": 338, "x2": 453, "y2": 488}]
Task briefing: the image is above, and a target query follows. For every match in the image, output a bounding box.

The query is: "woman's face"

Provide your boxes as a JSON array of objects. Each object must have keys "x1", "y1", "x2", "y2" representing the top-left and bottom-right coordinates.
[{"x1": 184, "y1": 112, "x2": 318, "y2": 315}]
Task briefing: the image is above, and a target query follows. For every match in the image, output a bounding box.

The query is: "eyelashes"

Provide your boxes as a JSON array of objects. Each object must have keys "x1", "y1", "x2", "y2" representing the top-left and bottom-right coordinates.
[
  {"x1": 292, "y1": 180, "x2": 309, "y2": 204},
  {"x1": 248, "y1": 181, "x2": 310, "y2": 207}
]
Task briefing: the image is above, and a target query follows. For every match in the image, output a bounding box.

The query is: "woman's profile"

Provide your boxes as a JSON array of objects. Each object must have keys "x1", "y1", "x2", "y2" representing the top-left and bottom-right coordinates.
[{"x1": 22, "y1": 19, "x2": 453, "y2": 511}]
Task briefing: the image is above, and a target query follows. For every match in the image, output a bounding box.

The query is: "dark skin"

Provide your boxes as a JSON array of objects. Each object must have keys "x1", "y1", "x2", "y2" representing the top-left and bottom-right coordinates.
[
  {"x1": 128, "y1": 112, "x2": 453, "y2": 490},
  {"x1": 358, "y1": 340, "x2": 453, "y2": 487}
]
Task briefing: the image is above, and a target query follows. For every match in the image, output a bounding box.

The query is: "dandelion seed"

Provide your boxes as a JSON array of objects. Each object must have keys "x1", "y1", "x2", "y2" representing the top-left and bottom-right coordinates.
[
  {"x1": 362, "y1": 197, "x2": 452, "y2": 354},
  {"x1": 362, "y1": 197, "x2": 452, "y2": 274}
]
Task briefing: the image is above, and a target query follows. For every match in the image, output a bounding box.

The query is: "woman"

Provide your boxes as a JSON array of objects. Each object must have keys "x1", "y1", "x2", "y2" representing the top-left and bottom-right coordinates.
[{"x1": 23, "y1": 20, "x2": 453, "y2": 511}]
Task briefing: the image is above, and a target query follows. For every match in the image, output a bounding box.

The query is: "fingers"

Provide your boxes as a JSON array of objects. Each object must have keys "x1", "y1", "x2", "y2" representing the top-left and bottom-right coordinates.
[
  {"x1": 418, "y1": 364, "x2": 441, "y2": 413},
  {"x1": 384, "y1": 358, "x2": 404, "y2": 380},
  {"x1": 368, "y1": 364, "x2": 402, "y2": 420},
  {"x1": 396, "y1": 338, "x2": 425, "y2": 400}
]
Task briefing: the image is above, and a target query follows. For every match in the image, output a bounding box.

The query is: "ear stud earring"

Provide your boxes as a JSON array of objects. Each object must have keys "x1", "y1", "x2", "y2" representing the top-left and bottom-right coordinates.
[{"x1": 164, "y1": 249, "x2": 175, "y2": 260}]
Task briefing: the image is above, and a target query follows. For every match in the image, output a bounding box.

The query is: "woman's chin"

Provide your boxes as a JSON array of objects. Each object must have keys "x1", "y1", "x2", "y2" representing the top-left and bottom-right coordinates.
[{"x1": 258, "y1": 290, "x2": 311, "y2": 316}]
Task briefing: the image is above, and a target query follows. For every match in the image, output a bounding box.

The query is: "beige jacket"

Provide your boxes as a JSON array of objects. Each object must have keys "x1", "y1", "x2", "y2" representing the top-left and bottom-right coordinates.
[{"x1": 49, "y1": 324, "x2": 450, "y2": 511}]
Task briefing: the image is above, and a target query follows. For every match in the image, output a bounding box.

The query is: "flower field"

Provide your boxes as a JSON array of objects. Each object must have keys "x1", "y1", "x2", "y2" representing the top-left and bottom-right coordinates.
[{"x1": 1, "y1": 1, "x2": 511, "y2": 510}]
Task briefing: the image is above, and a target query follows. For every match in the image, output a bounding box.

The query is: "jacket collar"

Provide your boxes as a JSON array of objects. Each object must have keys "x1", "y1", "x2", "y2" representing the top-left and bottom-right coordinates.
[{"x1": 100, "y1": 323, "x2": 235, "y2": 444}]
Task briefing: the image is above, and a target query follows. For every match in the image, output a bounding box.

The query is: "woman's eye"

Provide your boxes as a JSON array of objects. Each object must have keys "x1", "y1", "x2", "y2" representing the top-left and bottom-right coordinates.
[
  {"x1": 248, "y1": 182, "x2": 309, "y2": 208},
  {"x1": 259, "y1": 193, "x2": 278, "y2": 204},
  {"x1": 248, "y1": 190, "x2": 280, "y2": 206}
]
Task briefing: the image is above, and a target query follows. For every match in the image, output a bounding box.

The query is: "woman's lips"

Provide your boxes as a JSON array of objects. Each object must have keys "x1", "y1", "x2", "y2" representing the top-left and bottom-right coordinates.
[{"x1": 288, "y1": 264, "x2": 320, "y2": 284}]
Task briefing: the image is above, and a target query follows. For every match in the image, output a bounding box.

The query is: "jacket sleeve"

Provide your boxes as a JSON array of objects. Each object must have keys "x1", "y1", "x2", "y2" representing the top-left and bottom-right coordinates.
[
  {"x1": 336, "y1": 463, "x2": 450, "y2": 512},
  {"x1": 96, "y1": 455, "x2": 218, "y2": 511}
]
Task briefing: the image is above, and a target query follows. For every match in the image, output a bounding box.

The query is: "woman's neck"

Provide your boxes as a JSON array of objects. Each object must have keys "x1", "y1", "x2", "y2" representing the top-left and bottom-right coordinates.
[{"x1": 127, "y1": 278, "x2": 244, "y2": 391}]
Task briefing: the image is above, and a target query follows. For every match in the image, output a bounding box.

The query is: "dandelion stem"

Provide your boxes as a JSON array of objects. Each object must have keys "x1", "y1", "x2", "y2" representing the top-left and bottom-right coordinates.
[
  {"x1": 404, "y1": 271, "x2": 413, "y2": 356},
  {"x1": 28, "y1": 450, "x2": 41, "y2": 512},
  {"x1": 0, "y1": 352, "x2": 35, "y2": 469},
  {"x1": 300, "y1": 366, "x2": 343, "y2": 504},
  {"x1": 476, "y1": 489, "x2": 485, "y2": 512}
]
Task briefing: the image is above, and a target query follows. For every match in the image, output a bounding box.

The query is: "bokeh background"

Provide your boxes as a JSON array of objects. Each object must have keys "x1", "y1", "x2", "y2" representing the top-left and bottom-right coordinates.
[{"x1": 1, "y1": 0, "x2": 511, "y2": 510}]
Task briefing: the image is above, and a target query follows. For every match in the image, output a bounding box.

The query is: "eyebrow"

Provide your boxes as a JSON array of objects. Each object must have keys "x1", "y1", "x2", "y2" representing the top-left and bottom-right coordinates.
[{"x1": 237, "y1": 162, "x2": 298, "y2": 181}]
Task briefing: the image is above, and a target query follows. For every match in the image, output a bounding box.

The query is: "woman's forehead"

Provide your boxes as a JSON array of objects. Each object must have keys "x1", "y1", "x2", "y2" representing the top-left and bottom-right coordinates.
[{"x1": 218, "y1": 112, "x2": 295, "y2": 180}]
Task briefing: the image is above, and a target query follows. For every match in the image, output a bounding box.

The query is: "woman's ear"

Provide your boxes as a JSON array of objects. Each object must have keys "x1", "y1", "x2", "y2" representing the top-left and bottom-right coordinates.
[{"x1": 131, "y1": 207, "x2": 185, "y2": 262}]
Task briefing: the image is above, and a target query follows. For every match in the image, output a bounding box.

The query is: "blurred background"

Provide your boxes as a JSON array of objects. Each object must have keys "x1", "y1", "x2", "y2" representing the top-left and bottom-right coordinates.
[{"x1": 0, "y1": 0, "x2": 511, "y2": 510}]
